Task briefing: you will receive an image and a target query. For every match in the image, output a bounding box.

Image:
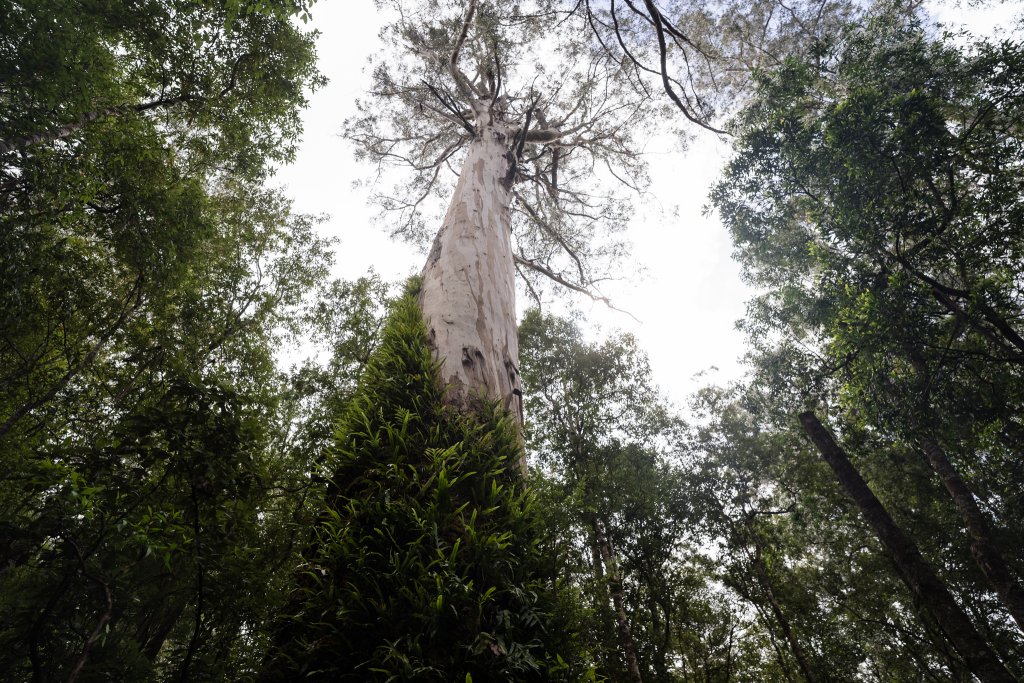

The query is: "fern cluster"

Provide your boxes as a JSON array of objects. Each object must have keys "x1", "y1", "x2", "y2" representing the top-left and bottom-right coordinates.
[{"x1": 261, "y1": 280, "x2": 585, "y2": 681}]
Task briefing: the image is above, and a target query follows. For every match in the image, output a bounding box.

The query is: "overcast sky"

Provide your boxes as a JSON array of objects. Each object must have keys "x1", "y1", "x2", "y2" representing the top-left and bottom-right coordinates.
[{"x1": 273, "y1": 1, "x2": 1018, "y2": 408}]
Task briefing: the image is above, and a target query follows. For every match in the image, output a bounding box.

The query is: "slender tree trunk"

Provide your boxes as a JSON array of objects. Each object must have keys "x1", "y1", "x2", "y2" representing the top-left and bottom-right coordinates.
[
  {"x1": 752, "y1": 594, "x2": 798, "y2": 683},
  {"x1": 799, "y1": 412, "x2": 1016, "y2": 683},
  {"x1": 67, "y1": 582, "x2": 112, "y2": 683},
  {"x1": 648, "y1": 593, "x2": 673, "y2": 680},
  {"x1": 903, "y1": 349, "x2": 1024, "y2": 634},
  {"x1": 749, "y1": 542, "x2": 817, "y2": 683},
  {"x1": 0, "y1": 107, "x2": 122, "y2": 154},
  {"x1": 724, "y1": 624, "x2": 735, "y2": 683},
  {"x1": 417, "y1": 112, "x2": 524, "y2": 468},
  {"x1": 920, "y1": 436, "x2": 1024, "y2": 634},
  {"x1": 591, "y1": 516, "x2": 644, "y2": 683},
  {"x1": 140, "y1": 600, "x2": 188, "y2": 663},
  {"x1": 589, "y1": 533, "x2": 606, "y2": 583}
]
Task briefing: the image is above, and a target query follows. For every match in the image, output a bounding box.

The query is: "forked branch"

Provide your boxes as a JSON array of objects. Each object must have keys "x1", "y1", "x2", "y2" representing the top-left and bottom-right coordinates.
[
  {"x1": 448, "y1": 0, "x2": 478, "y2": 100},
  {"x1": 641, "y1": 0, "x2": 728, "y2": 134}
]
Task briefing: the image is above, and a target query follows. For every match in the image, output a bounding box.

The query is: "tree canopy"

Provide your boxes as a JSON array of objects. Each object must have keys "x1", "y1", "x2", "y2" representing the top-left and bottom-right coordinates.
[
  {"x1": 347, "y1": 0, "x2": 667, "y2": 302},
  {"x1": 3, "y1": 0, "x2": 1024, "y2": 681}
]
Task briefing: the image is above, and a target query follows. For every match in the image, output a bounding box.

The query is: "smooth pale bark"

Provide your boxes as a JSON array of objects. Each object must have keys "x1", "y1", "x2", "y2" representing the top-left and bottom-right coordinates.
[
  {"x1": 591, "y1": 516, "x2": 644, "y2": 683},
  {"x1": 418, "y1": 114, "x2": 524, "y2": 468},
  {"x1": 799, "y1": 412, "x2": 1017, "y2": 683},
  {"x1": 920, "y1": 436, "x2": 1024, "y2": 634}
]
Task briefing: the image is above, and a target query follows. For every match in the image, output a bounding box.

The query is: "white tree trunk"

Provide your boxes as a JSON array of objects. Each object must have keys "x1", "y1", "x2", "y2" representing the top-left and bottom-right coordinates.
[{"x1": 418, "y1": 119, "x2": 524, "y2": 468}]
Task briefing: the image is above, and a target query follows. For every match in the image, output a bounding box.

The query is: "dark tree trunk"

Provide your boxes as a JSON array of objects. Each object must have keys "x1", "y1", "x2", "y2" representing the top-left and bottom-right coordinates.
[
  {"x1": 799, "y1": 412, "x2": 1016, "y2": 683},
  {"x1": 921, "y1": 436, "x2": 1024, "y2": 634},
  {"x1": 903, "y1": 347, "x2": 1024, "y2": 635},
  {"x1": 139, "y1": 599, "x2": 188, "y2": 663}
]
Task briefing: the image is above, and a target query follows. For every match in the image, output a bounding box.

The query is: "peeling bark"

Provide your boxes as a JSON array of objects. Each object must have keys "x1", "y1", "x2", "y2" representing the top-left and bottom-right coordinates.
[{"x1": 418, "y1": 108, "x2": 525, "y2": 469}]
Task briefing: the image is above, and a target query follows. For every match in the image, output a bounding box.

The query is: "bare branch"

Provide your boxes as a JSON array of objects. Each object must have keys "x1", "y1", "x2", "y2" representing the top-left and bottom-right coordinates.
[
  {"x1": 514, "y1": 189, "x2": 586, "y2": 283},
  {"x1": 423, "y1": 81, "x2": 476, "y2": 135},
  {"x1": 448, "y1": 0, "x2": 478, "y2": 100},
  {"x1": 550, "y1": 148, "x2": 559, "y2": 198},
  {"x1": 641, "y1": 0, "x2": 728, "y2": 134},
  {"x1": 66, "y1": 538, "x2": 114, "y2": 683},
  {"x1": 523, "y1": 128, "x2": 563, "y2": 143},
  {"x1": 516, "y1": 260, "x2": 545, "y2": 308},
  {"x1": 514, "y1": 254, "x2": 639, "y2": 321}
]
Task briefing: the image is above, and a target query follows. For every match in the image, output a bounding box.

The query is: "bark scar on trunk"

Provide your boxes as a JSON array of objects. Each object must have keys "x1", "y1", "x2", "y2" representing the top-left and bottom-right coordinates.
[
  {"x1": 426, "y1": 229, "x2": 445, "y2": 268},
  {"x1": 503, "y1": 355, "x2": 523, "y2": 424},
  {"x1": 461, "y1": 345, "x2": 485, "y2": 372}
]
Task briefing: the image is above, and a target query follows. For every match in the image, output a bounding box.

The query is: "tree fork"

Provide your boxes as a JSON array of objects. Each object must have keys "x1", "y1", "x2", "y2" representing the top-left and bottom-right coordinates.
[{"x1": 799, "y1": 412, "x2": 1016, "y2": 683}]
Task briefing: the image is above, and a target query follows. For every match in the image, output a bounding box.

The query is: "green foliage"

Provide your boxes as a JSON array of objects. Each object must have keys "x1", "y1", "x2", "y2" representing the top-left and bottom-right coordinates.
[
  {"x1": 686, "y1": 383, "x2": 954, "y2": 681},
  {"x1": 0, "y1": 1, "x2": 387, "y2": 679},
  {"x1": 520, "y1": 310, "x2": 697, "y2": 681},
  {"x1": 1, "y1": 0, "x2": 327, "y2": 456},
  {"x1": 3, "y1": 373, "x2": 267, "y2": 680},
  {"x1": 0, "y1": 244, "x2": 387, "y2": 681},
  {"x1": 1, "y1": 0, "x2": 324, "y2": 174},
  {"x1": 0, "y1": 0, "x2": 326, "y2": 459},
  {"x1": 8, "y1": 1, "x2": 1024, "y2": 681},
  {"x1": 708, "y1": 3, "x2": 1024, "y2": 677},
  {"x1": 520, "y1": 310, "x2": 866, "y2": 680},
  {"x1": 261, "y1": 283, "x2": 587, "y2": 681}
]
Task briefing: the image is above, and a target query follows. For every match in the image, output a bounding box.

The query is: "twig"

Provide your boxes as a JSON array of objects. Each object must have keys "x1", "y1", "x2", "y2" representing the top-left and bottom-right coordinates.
[{"x1": 513, "y1": 254, "x2": 640, "y2": 322}]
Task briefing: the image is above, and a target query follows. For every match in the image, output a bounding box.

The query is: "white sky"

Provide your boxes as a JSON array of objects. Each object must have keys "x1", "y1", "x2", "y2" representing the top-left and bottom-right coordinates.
[{"x1": 273, "y1": 1, "x2": 1018, "y2": 409}]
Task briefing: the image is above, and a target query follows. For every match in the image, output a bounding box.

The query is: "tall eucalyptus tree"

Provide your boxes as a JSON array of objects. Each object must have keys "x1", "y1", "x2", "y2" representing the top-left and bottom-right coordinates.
[
  {"x1": 346, "y1": 0, "x2": 660, "y2": 452},
  {"x1": 256, "y1": 4, "x2": 662, "y2": 673}
]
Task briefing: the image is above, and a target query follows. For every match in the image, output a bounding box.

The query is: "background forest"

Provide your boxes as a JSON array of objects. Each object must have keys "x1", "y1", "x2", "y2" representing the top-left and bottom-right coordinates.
[{"x1": 1, "y1": 0, "x2": 1023, "y2": 681}]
